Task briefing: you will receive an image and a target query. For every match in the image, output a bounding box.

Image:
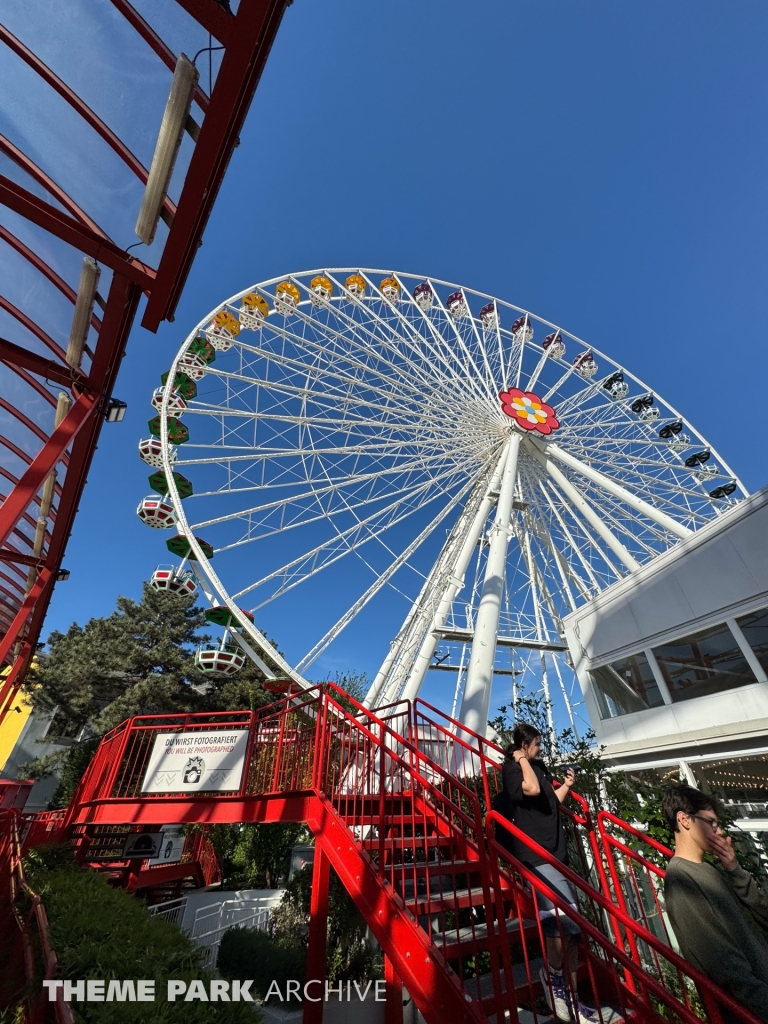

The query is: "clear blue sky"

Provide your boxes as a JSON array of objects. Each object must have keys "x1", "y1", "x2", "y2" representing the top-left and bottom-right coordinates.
[{"x1": 44, "y1": 1, "x2": 768, "y2": 710}]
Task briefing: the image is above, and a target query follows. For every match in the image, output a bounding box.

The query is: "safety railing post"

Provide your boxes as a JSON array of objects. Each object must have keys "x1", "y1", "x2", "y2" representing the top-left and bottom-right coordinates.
[
  {"x1": 304, "y1": 843, "x2": 330, "y2": 1024},
  {"x1": 378, "y1": 720, "x2": 386, "y2": 879},
  {"x1": 384, "y1": 955, "x2": 403, "y2": 1024},
  {"x1": 240, "y1": 709, "x2": 257, "y2": 796},
  {"x1": 312, "y1": 686, "x2": 328, "y2": 791},
  {"x1": 272, "y1": 701, "x2": 287, "y2": 793}
]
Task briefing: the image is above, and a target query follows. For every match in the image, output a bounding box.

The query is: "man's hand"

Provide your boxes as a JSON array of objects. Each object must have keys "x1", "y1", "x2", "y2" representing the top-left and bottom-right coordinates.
[
  {"x1": 707, "y1": 831, "x2": 738, "y2": 871},
  {"x1": 561, "y1": 768, "x2": 576, "y2": 788}
]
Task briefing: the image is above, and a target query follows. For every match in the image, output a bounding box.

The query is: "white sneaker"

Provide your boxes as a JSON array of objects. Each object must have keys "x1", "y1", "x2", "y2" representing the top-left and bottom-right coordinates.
[
  {"x1": 575, "y1": 1003, "x2": 625, "y2": 1024},
  {"x1": 539, "y1": 967, "x2": 573, "y2": 1022}
]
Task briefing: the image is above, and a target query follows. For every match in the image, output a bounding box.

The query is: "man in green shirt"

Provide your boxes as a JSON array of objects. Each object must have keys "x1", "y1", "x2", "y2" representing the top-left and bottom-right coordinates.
[{"x1": 662, "y1": 784, "x2": 768, "y2": 1021}]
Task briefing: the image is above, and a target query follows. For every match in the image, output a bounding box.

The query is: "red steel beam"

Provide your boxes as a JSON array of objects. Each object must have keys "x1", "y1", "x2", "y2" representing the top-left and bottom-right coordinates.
[
  {"x1": 0, "y1": 24, "x2": 175, "y2": 219},
  {"x1": 0, "y1": 335, "x2": 83, "y2": 390},
  {"x1": 109, "y1": 0, "x2": 210, "y2": 114},
  {"x1": 0, "y1": 177, "x2": 156, "y2": 290},
  {"x1": 0, "y1": 397, "x2": 53, "y2": 447},
  {"x1": 0, "y1": 226, "x2": 102, "y2": 332},
  {"x1": 0, "y1": 551, "x2": 43, "y2": 569},
  {"x1": 0, "y1": 294, "x2": 67, "y2": 363},
  {"x1": 18, "y1": 275, "x2": 142, "y2": 667},
  {"x1": 0, "y1": 4, "x2": 290, "y2": 690},
  {"x1": 0, "y1": 134, "x2": 107, "y2": 237},
  {"x1": 0, "y1": 566, "x2": 26, "y2": 592},
  {"x1": 0, "y1": 392, "x2": 97, "y2": 552},
  {"x1": 142, "y1": 0, "x2": 290, "y2": 329},
  {"x1": 171, "y1": 0, "x2": 235, "y2": 46},
  {"x1": 0, "y1": 465, "x2": 61, "y2": 508},
  {"x1": 1, "y1": 363, "x2": 59, "y2": 408},
  {"x1": 0, "y1": 640, "x2": 36, "y2": 724},
  {"x1": 0, "y1": 571, "x2": 51, "y2": 675}
]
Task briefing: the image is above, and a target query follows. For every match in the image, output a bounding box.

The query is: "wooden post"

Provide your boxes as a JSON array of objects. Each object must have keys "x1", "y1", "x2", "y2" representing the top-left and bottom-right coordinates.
[{"x1": 303, "y1": 844, "x2": 330, "y2": 1024}]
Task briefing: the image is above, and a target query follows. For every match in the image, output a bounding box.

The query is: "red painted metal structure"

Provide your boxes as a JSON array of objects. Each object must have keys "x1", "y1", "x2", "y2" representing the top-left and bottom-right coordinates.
[
  {"x1": 0, "y1": 1, "x2": 291, "y2": 722},
  {"x1": 7, "y1": 684, "x2": 760, "y2": 1024},
  {"x1": 1, "y1": 808, "x2": 74, "y2": 1024}
]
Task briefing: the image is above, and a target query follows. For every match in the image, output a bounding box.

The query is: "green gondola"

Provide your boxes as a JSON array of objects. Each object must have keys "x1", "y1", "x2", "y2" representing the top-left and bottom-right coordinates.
[
  {"x1": 166, "y1": 535, "x2": 214, "y2": 560},
  {"x1": 187, "y1": 335, "x2": 217, "y2": 364},
  {"x1": 148, "y1": 416, "x2": 189, "y2": 445},
  {"x1": 148, "y1": 471, "x2": 194, "y2": 499},
  {"x1": 160, "y1": 370, "x2": 198, "y2": 401},
  {"x1": 204, "y1": 606, "x2": 255, "y2": 628}
]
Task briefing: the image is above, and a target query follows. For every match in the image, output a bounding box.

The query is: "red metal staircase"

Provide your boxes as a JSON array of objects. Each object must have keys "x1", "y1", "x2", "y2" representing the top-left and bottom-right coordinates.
[{"x1": 6, "y1": 684, "x2": 763, "y2": 1024}]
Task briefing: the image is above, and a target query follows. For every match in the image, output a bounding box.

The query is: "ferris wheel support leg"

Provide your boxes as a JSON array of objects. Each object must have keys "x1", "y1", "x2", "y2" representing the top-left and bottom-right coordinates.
[
  {"x1": 398, "y1": 457, "x2": 506, "y2": 703},
  {"x1": 544, "y1": 442, "x2": 693, "y2": 541},
  {"x1": 532, "y1": 449, "x2": 641, "y2": 573},
  {"x1": 459, "y1": 433, "x2": 522, "y2": 738}
]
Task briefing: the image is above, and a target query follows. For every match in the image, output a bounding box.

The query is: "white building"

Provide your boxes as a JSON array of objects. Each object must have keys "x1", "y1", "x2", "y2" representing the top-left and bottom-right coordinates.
[{"x1": 563, "y1": 484, "x2": 768, "y2": 841}]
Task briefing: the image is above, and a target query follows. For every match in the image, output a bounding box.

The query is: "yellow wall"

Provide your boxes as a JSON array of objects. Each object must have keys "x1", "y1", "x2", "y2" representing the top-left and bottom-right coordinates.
[{"x1": 0, "y1": 667, "x2": 33, "y2": 774}]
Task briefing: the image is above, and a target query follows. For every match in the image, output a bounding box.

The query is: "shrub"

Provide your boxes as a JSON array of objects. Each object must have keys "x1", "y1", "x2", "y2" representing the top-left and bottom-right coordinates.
[
  {"x1": 23, "y1": 845, "x2": 259, "y2": 1023},
  {"x1": 217, "y1": 928, "x2": 305, "y2": 1004}
]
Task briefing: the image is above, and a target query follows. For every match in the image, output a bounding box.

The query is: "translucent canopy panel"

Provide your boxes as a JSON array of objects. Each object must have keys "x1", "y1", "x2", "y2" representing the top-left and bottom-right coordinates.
[{"x1": 0, "y1": 0, "x2": 290, "y2": 712}]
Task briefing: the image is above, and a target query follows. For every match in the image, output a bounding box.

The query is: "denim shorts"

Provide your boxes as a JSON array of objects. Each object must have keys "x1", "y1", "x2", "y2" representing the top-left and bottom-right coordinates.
[{"x1": 528, "y1": 862, "x2": 582, "y2": 938}]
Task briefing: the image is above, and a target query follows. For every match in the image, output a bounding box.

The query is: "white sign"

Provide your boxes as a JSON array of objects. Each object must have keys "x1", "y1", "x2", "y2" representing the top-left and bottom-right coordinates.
[
  {"x1": 140, "y1": 730, "x2": 249, "y2": 794},
  {"x1": 147, "y1": 825, "x2": 186, "y2": 865},
  {"x1": 123, "y1": 832, "x2": 163, "y2": 859}
]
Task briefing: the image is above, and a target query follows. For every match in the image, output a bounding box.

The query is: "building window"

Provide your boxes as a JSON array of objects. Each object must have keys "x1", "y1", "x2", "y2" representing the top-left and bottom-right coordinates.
[
  {"x1": 652, "y1": 622, "x2": 757, "y2": 703},
  {"x1": 590, "y1": 651, "x2": 665, "y2": 718},
  {"x1": 736, "y1": 606, "x2": 768, "y2": 678},
  {"x1": 691, "y1": 755, "x2": 768, "y2": 821}
]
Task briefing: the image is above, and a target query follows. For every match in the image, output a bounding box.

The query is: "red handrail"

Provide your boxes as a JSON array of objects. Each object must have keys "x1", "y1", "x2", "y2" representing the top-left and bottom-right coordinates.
[
  {"x1": 46, "y1": 684, "x2": 768, "y2": 1024},
  {"x1": 2, "y1": 809, "x2": 74, "y2": 1024},
  {"x1": 486, "y1": 809, "x2": 763, "y2": 1024}
]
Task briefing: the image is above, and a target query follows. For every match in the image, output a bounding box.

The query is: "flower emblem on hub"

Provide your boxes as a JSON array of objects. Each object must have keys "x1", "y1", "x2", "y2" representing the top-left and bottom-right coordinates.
[{"x1": 499, "y1": 388, "x2": 560, "y2": 435}]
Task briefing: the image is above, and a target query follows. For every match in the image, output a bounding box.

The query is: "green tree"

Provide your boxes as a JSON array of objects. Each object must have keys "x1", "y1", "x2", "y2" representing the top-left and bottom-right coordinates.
[
  {"x1": 195, "y1": 822, "x2": 313, "y2": 890},
  {"x1": 21, "y1": 585, "x2": 279, "y2": 806}
]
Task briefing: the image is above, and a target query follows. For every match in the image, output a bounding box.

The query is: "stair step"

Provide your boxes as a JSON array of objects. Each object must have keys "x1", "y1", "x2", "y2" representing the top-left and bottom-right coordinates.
[
  {"x1": 470, "y1": 961, "x2": 548, "y2": 1019},
  {"x1": 405, "y1": 884, "x2": 490, "y2": 913},
  {"x1": 386, "y1": 858, "x2": 481, "y2": 875},
  {"x1": 432, "y1": 916, "x2": 539, "y2": 958},
  {"x1": 361, "y1": 836, "x2": 460, "y2": 850}
]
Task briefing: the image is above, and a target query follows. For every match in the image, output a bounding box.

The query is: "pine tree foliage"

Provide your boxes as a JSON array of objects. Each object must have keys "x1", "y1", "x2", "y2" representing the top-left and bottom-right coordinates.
[{"x1": 20, "y1": 585, "x2": 281, "y2": 804}]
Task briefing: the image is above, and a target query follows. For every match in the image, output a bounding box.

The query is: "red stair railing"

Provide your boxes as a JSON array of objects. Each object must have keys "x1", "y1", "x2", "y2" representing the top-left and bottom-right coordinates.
[
  {"x1": 487, "y1": 810, "x2": 763, "y2": 1024},
  {"x1": 597, "y1": 810, "x2": 675, "y2": 950},
  {"x1": 411, "y1": 697, "x2": 610, "y2": 899},
  {"x1": 1, "y1": 809, "x2": 73, "y2": 1024},
  {"x1": 23, "y1": 683, "x2": 766, "y2": 1024}
]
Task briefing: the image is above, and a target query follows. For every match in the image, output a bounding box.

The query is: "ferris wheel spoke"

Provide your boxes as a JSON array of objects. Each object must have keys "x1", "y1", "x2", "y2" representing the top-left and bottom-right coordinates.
[
  {"x1": 225, "y1": 466, "x2": 472, "y2": 602},
  {"x1": 154, "y1": 268, "x2": 741, "y2": 708},
  {"x1": 183, "y1": 444, "x2": 467, "y2": 501},
  {"x1": 295, "y1": 474, "x2": 477, "y2": 674},
  {"x1": 237, "y1": 487, "x2": 465, "y2": 609},
  {"x1": 541, "y1": 363, "x2": 579, "y2": 403},
  {"x1": 318, "y1": 272, "x2": 487, "y2": 402},
  {"x1": 197, "y1": 366, "x2": 429, "y2": 423},
  {"x1": 174, "y1": 437, "x2": 456, "y2": 468},
  {"x1": 523, "y1": 345, "x2": 554, "y2": 395},
  {"x1": 417, "y1": 282, "x2": 497, "y2": 404},
  {"x1": 347, "y1": 271, "x2": 494, "y2": 407},
  {"x1": 537, "y1": 480, "x2": 604, "y2": 593},
  {"x1": 230, "y1": 321, "x2": 436, "y2": 404},
  {"x1": 188, "y1": 460, "x2": 465, "y2": 539}
]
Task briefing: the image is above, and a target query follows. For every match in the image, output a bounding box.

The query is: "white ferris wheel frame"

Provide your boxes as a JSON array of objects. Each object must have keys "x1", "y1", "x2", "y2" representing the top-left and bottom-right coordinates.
[{"x1": 157, "y1": 268, "x2": 748, "y2": 726}]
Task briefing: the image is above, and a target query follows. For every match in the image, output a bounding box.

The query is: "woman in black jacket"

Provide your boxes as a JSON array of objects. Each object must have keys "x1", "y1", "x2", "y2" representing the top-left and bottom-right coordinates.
[{"x1": 497, "y1": 722, "x2": 597, "y2": 1024}]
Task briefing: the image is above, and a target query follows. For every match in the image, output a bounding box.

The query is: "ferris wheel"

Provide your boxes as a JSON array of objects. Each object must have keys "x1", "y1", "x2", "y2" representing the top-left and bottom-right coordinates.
[{"x1": 136, "y1": 269, "x2": 746, "y2": 738}]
